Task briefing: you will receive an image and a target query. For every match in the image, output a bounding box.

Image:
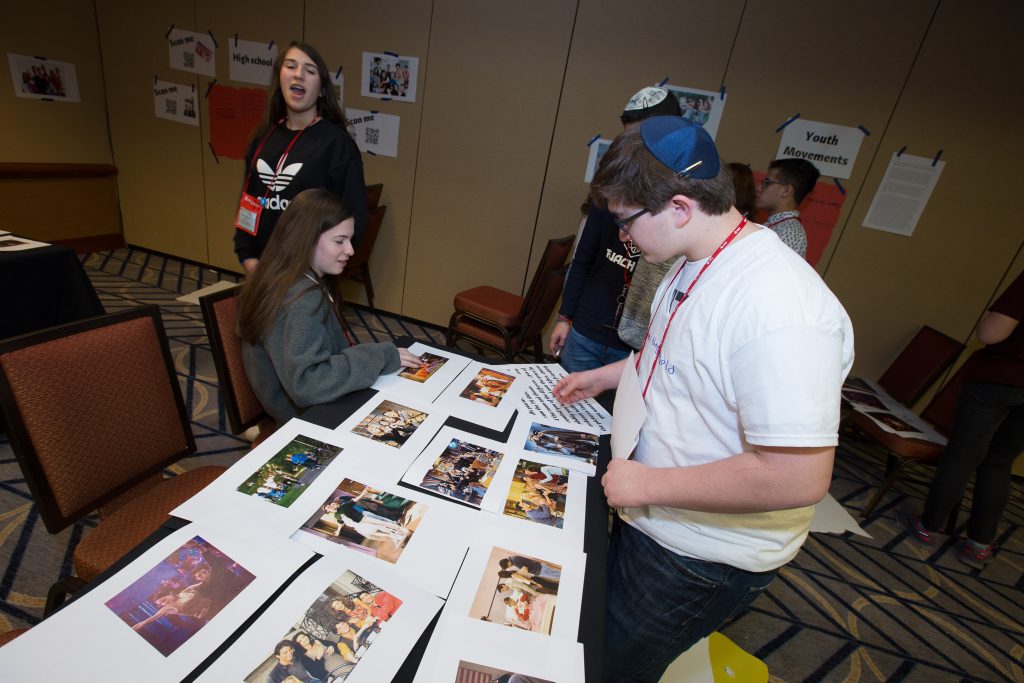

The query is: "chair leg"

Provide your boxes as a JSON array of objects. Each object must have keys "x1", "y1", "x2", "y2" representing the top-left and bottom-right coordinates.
[
  {"x1": 445, "y1": 313, "x2": 460, "y2": 348},
  {"x1": 533, "y1": 334, "x2": 544, "y2": 363},
  {"x1": 861, "y1": 457, "x2": 914, "y2": 519},
  {"x1": 45, "y1": 576, "x2": 88, "y2": 617}
]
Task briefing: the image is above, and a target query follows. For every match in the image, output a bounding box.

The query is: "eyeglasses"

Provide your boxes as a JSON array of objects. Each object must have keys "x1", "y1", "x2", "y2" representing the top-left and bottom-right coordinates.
[
  {"x1": 613, "y1": 160, "x2": 705, "y2": 233},
  {"x1": 759, "y1": 178, "x2": 786, "y2": 189}
]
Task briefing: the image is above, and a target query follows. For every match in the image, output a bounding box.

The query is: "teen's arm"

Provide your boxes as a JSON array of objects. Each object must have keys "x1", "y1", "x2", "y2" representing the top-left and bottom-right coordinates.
[
  {"x1": 976, "y1": 310, "x2": 1019, "y2": 345},
  {"x1": 552, "y1": 358, "x2": 625, "y2": 404}
]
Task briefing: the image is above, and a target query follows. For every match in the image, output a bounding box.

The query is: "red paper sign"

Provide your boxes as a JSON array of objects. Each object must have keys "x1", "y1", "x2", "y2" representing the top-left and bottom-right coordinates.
[
  {"x1": 208, "y1": 84, "x2": 268, "y2": 160},
  {"x1": 752, "y1": 171, "x2": 846, "y2": 267}
]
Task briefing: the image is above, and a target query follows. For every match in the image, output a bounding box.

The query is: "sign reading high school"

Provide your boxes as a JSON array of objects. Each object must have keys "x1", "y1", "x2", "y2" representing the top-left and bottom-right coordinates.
[{"x1": 776, "y1": 118, "x2": 864, "y2": 180}]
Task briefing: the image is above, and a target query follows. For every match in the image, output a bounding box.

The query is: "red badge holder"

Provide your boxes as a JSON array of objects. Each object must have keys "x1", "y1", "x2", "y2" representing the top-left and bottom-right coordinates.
[{"x1": 235, "y1": 193, "x2": 263, "y2": 235}]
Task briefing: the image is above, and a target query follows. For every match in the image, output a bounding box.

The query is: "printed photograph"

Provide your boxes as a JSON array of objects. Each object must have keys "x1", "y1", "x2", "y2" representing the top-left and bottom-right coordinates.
[
  {"x1": 105, "y1": 536, "x2": 256, "y2": 656},
  {"x1": 502, "y1": 460, "x2": 568, "y2": 529},
  {"x1": 301, "y1": 479, "x2": 427, "y2": 563},
  {"x1": 367, "y1": 54, "x2": 413, "y2": 98},
  {"x1": 398, "y1": 351, "x2": 448, "y2": 383},
  {"x1": 669, "y1": 88, "x2": 715, "y2": 126},
  {"x1": 841, "y1": 389, "x2": 887, "y2": 411},
  {"x1": 235, "y1": 434, "x2": 343, "y2": 507},
  {"x1": 415, "y1": 437, "x2": 504, "y2": 507},
  {"x1": 457, "y1": 661, "x2": 555, "y2": 683},
  {"x1": 459, "y1": 368, "x2": 517, "y2": 408},
  {"x1": 243, "y1": 569, "x2": 402, "y2": 682},
  {"x1": 523, "y1": 423, "x2": 599, "y2": 466},
  {"x1": 864, "y1": 410, "x2": 918, "y2": 434},
  {"x1": 470, "y1": 547, "x2": 561, "y2": 635},
  {"x1": 350, "y1": 399, "x2": 428, "y2": 448}
]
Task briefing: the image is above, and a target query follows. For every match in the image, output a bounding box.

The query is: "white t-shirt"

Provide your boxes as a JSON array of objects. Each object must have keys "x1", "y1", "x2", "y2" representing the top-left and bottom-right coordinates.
[{"x1": 624, "y1": 227, "x2": 854, "y2": 572}]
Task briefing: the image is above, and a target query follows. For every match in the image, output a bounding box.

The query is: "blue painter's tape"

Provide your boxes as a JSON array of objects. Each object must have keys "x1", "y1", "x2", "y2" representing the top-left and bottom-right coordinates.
[
  {"x1": 335, "y1": 65, "x2": 343, "y2": 79},
  {"x1": 207, "y1": 30, "x2": 218, "y2": 48},
  {"x1": 205, "y1": 79, "x2": 217, "y2": 98},
  {"x1": 165, "y1": 24, "x2": 175, "y2": 39},
  {"x1": 234, "y1": 33, "x2": 238, "y2": 47},
  {"x1": 208, "y1": 142, "x2": 219, "y2": 164},
  {"x1": 656, "y1": 77, "x2": 669, "y2": 87},
  {"x1": 833, "y1": 178, "x2": 846, "y2": 195},
  {"x1": 384, "y1": 51, "x2": 399, "y2": 57},
  {"x1": 586, "y1": 134, "x2": 601, "y2": 147},
  {"x1": 857, "y1": 124, "x2": 871, "y2": 136},
  {"x1": 34, "y1": 56, "x2": 47, "y2": 61},
  {"x1": 370, "y1": 110, "x2": 379, "y2": 115},
  {"x1": 896, "y1": 145, "x2": 907, "y2": 157},
  {"x1": 719, "y1": 85, "x2": 726, "y2": 100},
  {"x1": 932, "y1": 149, "x2": 943, "y2": 166},
  {"x1": 367, "y1": 149, "x2": 377, "y2": 156},
  {"x1": 267, "y1": 39, "x2": 274, "y2": 50},
  {"x1": 775, "y1": 113, "x2": 800, "y2": 133}
]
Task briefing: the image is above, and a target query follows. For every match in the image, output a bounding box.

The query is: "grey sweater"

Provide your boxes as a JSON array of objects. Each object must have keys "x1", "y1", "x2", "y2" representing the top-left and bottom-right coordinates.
[{"x1": 243, "y1": 279, "x2": 400, "y2": 423}]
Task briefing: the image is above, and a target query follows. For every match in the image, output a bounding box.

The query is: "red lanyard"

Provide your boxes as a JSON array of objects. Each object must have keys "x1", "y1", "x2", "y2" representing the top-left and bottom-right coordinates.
[
  {"x1": 243, "y1": 116, "x2": 319, "y2": 197},
  {"x1": 636, "y1": 216, "x2": 748, "y2": 398}
]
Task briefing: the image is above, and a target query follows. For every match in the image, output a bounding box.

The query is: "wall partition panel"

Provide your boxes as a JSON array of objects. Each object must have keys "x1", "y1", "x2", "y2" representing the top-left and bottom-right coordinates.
[
  {"x1": 95, "y1": 0, "x2": 208, "y2": 262},
  {"x1": 307, "y1": 0, "x2": 434, "y2": 313},
  {"x1": 404, "y1": 0, "x2": 578, "y2": 325},
  {"x1": 823, "y1": 0, "x2": 1024, "y2": 378}
]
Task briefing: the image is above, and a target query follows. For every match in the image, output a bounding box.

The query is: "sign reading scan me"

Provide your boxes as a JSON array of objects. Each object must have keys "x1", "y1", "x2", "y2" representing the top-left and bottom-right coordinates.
[{"x1": 776, "y1": 118, "x2": 864, "y2": 180}]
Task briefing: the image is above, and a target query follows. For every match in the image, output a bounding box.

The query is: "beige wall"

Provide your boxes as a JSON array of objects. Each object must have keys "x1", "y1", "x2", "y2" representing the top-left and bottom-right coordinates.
[{"x1": 5, "y1": 0, "x2": 1024, "y2": 382}]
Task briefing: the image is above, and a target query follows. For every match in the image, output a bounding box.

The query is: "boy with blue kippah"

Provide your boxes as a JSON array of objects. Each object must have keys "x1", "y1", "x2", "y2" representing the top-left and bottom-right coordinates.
[{"x1": 554, "y1": 117, "x2": 854, "y2": 681}]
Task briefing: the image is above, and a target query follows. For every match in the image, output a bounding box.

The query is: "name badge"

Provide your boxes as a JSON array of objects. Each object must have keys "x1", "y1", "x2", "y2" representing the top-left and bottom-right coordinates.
[{"x1": 235, "y1": 193, "x2": 262, "y2": 235}]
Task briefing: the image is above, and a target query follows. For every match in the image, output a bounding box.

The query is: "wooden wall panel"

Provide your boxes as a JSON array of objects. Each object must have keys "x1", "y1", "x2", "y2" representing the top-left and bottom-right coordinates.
[
  {"x1": 823, "y1": 0, "x2": 1024, "y2": 378},
  {"x1": 196, "y1": 0, "x2": 303, "y2": 272},
  {"x1": 0, "y1": 1, "x2": 113, "y2": 164},
  {"x1": 307, "y1": 0, "x2": 433, "y2": 312},
  {"x1": 95, "y1": 0, "x2": 208, "y2": 262},
  {"x1": 404, "y1": 0, "x2": 578, "y2": 325}
]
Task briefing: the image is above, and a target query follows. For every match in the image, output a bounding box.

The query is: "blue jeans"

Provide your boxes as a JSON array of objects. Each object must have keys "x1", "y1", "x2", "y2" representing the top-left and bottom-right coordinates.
[
  {"x1": 560, "y1": 326, "x2": 630, "y2": 374},
  {"x1": 922, "y1": 380, "x2": 1024, "y2": 543},
  {"x1": 604, "y1": 520, "x2": 777, "y2": 682}
]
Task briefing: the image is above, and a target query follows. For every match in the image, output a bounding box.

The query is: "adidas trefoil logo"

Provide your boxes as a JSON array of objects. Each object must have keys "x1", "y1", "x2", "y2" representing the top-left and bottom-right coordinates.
[{"x1": 257, "y1": 159, "x2": 303, "y2": 192}]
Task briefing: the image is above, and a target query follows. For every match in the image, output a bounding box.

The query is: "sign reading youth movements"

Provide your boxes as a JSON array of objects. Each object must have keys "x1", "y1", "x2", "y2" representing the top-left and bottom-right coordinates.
[{"x1": 776, "y1": 119, "x2": 863, "y2": 180}]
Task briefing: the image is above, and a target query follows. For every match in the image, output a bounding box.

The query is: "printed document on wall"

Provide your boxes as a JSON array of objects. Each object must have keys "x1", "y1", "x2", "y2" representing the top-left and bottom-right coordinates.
[{"x1": 862, "y1": 153, "x2": 945, "y2": 236}]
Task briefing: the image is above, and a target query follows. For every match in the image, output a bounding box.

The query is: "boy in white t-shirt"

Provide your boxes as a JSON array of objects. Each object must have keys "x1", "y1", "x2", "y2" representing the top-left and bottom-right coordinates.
[{"x1": 553, "y1": 116, "x2": 854, "y2": 682}]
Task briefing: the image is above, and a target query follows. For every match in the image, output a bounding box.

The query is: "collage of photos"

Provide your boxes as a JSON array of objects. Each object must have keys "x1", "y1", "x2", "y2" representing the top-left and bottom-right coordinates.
[
  {"x1": 523, "y1": 423, "x2": 599, "y2": 467},
  {"x1": 398, "y1": 351, "x2": 449, "y2": 383},
  {"x1": 301, "y1": 479, "x2": 427, "y2": 564},
  {"x1": 105, "y1": 536, "x2": 255, "y2": 656},
  {"x1": 502, "y1": 461, "x2": 569, "y2": 529},
  {"x1": 414, "y1": 437, "x2": 504, "y2": 507},
  {"x1": 244, "y1": 570, "x2": 402, "y2": 682},
  {"x1": 456, "y1": 661, "x2": 555, "y2": 683},
  {"x1": 460, "y1": 368, "x2": 517, "y2": 408},
  {"x1": 471, "y1": 548, "x2": 561, "y2": 635},
  {"x1": 235, "y1": 434, "x2": 342, "y2": 507},
  {"x1": 350, "y1": 399, "x2": 428, "y2": 448}
]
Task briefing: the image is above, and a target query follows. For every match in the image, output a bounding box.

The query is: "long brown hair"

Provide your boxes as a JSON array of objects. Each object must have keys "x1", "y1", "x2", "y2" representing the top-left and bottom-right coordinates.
[
  {"x1": 252, "y1": 41, "x2": 348, "y2": 141},
  {"x1": 237, "y1": 189, "x2": 354, "y2": 343}
]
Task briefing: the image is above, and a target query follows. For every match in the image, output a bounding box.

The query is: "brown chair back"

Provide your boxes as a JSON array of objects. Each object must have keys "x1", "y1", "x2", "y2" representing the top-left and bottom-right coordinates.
[
  {"x1": 521, "y1": 235, "x2": 575, "y2": 315},
  {"x1": 344, "y1": 204, "x2": 387, "y2": 280},
  {"x1": 516, "y1": 266, "x2": 569, "y2": 350},
  {"x1": 0, "y1": 306, "x2": 195, "y2": 533},
  {"x1": 199, "y1": 286, "x2": 267, "y2": 434},
  {"x1": 366, "y1": 183, "x2": 383, "y2": 209},
  {"x1": 877, "y1": 325, "x2": 964, "y2": 406}
]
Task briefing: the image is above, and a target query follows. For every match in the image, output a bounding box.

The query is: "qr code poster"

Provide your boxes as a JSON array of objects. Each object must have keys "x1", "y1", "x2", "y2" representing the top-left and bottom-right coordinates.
[
  {"x1": 168, "y1": 27, "x2": 216, "y2": 77},
  {"x1": 153, "y1": 79, "x2": 199, "y2": 127},
  {"x1": 347, "y1": 108, "x2": 400, "y2": 158}
]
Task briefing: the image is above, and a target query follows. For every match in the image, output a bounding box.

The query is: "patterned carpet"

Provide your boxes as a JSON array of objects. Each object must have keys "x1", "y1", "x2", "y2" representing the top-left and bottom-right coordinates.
[{"x1": 0, "y1": 247, "x2": 1021, "y2": 682}]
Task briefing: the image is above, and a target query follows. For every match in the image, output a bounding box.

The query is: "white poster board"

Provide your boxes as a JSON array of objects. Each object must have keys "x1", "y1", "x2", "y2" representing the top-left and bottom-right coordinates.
[
  {"x1": 776, "y1": 118, "x2": 864, "y2": 180},
  {"x1": 168, "y1": 28, "x2": 216, "y2": 77},
  {"x1": 347, "y1": 108, "x2": 401, "y2": 158},
  {"x1": 153, "y1": 79, "x2": 198, "y2": 126},
  {"x1": 361, "y1": 51, "x2": 418, "y2": 102},
  {"x1": 228, "y1": 37, "x2": 275, "y2": 85},
  {"x1": 7, "y1": 53, "x2": 80, "y2": 102},
  {"x1": 371, "y1": 342, "x2": 469, "y2": 402}
]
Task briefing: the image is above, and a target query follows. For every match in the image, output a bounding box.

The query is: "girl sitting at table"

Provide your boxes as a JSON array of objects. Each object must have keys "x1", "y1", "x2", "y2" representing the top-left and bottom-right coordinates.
[{"x1": 237, "y1": 188, "x2": 421, "y2": 423}]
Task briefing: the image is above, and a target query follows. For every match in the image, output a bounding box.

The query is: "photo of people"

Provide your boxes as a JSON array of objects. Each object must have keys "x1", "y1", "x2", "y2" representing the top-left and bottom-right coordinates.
[
  {"x1": 841, "y1": 389, "x2": 887, "y2": 411},
  {"x1": 459, "y1": 368, "x2": 516, "y2": 408},
  {"x1": 364, "y1": 52, "x2": 415, "y2": 99},
  {"x1": 7, "y1": 54, "x2": 80, "y2": 102},
  {"x1": 105, "y1": 536, "x2": 255, "y2": 656},
  {"x1": 301, "y1": 479, "x2": 426, "y2": 563},
  {"x1": 243, "y1": 569, "x2": 402, "y2": 682},
  {"x1": 470, "y1": 547, "x2": 560, "y2": 635},
  {"x1": 672, "y1": 89, "x2": 714, "y2": 126},
  {"x1": 456, "y1": 661, "x2": 555, "y2": 683},
  {"x1": 397, "y1": 351, "x2": 448, "y2": 383},
  {"x1": 863, "y1": 410, "x2": 918, "y2": 434},
  {"x1": 523, "y1": 422, "x2": 599, "y2": 466},
  {"x1": 350, "y1": 399, "x2": 428, "y2": 448},
  {"x1": 502, "y1": 461, "x2": 568, "y2": 529},
  {"x1": 415, "y1": 437, "x2": 504, "y2": 507},
  {"x1": 235, "y1": 435, "x2": 342, "y2": 507}
]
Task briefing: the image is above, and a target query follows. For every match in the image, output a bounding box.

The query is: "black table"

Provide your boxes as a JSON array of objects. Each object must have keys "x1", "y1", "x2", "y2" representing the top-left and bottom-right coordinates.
[{"x1": 0, "y1": 237, "x2": 104, "y2": 340}]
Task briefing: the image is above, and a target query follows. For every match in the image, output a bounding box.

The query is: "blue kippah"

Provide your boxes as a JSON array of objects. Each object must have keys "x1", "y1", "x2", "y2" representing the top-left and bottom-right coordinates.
[{"x1": 640, "y1": 116, "x2": 720, "y2": 179}]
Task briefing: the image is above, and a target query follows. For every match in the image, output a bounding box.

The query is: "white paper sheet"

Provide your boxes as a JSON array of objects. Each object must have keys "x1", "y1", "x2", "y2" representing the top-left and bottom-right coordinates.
[
  {"x1": 361, "y1": 51, "x2": 419, "y2": 102},
  {"x1": 611, "y1": 352, "x2": 645, "y2": 460},
  {"x1": 171, "y1": 420, "x2": 357, "y2": 536},
  {"x1": 347, "y1": 108, "x2": 401, "y2": 158},
  {"x1": 508, "y1": 415, "x2": 599, "y2": 476},
  {"x1": 584, "y1": 137, "x2": 611, "y2": 183},
  {"x1": 8, "y1": 53, "x2": 81, "y2": 102},
  {"x1": 332, "y1": 392, "x2": 448, "y2": 480},
  {"x1": 863, "y1": 153, "x2": 945, "y2": 236},
  {"x1": 175, "y1": 279, "x2": 238, "y2": 305},
  {"x1": 153, "y1": 78, "x2": 199, "y2": 126},
  {"x1": 0, "y1": 235, "x2": 48, "y2": 251},
  {"x1": 401, "y1": 427, "x2": 511, "y2": 511},
  {"x1": 506, "y1": 363, "x2": 611, "y2": 434},
  {"x1": 371, "y1": 342, "x2": 470, "y2": 403},
  {"x1": 0, "y1": 525, "x2": 312, "y2": 682},
  {"x1": 228, "y1": 37, "x2": 275, "y2": 85},
  {"x1": 414, "y1": 615, "x2": 584, "y2": 683},
  {"x1": 196, "y1": 550, "x2": 443, "y2": 683},
  {"x1": 776, "y1": 118, "x2": 864, "y2": 180},
  {"x1": 479, "y1": 453, "x2": 587, "y2": 550},
  {"x1": 168, "y1": 28, "x2": 216, "y2": 77},
  {"x1": 434, "y1": 362, "x2": 526, "y2": 431},
  {"x1": 811, "y1": 493, "x2": 870, "y2": 537},
  {"x1": 444, "y1": 522, "x2": 586, "y2": 642},
  {"x1": 291, "y1": 460, "x2": 473, "y2": 598}
]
